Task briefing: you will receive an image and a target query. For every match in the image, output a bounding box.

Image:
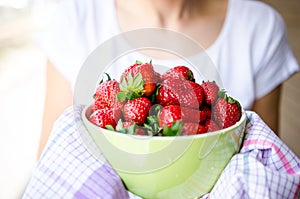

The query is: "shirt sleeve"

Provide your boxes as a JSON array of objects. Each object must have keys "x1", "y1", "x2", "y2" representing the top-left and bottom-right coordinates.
[
  {"x1": 253, "y1": 5, "x2": 299, "y2": 99},
  {"x1": 33, "y1": 0, "x2": 87, "y2": 90}
]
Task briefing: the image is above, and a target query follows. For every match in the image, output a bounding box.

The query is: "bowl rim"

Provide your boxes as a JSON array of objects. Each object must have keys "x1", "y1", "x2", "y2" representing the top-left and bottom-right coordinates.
[{"x1": 81, "y1": 105, "x2": 247, "y2": 140}]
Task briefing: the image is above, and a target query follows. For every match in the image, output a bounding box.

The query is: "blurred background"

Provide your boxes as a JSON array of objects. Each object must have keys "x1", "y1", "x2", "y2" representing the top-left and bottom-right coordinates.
[
  {"x1": 0, "y1": 0, "x2": 299, "y2": 198},
  {"x1": 0, "y1": 0, "x2": 58, "y2": 198}
]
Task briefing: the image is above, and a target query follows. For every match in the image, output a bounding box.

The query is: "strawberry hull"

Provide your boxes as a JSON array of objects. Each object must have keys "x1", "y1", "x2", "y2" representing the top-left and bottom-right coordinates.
[{"x1": 120, "y1": 62, "x2": 158, "y2": 97}]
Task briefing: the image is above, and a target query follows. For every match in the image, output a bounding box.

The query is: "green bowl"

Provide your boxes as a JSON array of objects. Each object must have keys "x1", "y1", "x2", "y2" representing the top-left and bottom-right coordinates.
[{"x1": 81, "y1": 105, "x2": 247, "y2": 199}]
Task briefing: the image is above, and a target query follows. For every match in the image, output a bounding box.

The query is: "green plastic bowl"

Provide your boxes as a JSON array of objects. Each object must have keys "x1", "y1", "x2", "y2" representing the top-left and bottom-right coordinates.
[{"x1": 81, "y1": 105, "x2": 247, "y2": 199}]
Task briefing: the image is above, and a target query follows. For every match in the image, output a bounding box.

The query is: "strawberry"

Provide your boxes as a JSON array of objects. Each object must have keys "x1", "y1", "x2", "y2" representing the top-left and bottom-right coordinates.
[
  {"x1": 161, "y1": 66, "x2": 195, "y2": 82},
  {"x1": 158, "y1": 105, "x2": 206, "y2": 127},
  {"x1": 158, "y1": 105, "x2": 184, "y2": 136},
  {"x1": 204, "y1": 119, "x2": 220, "y2": 132},
  {"x1": 123, "y1": 97, "x2": 152, "y2": 125},
  {"x1": 181, "y1": 106, "x2": 207, "y2": 124},
  {"x1": 110, "y1": 103, "x2": 124, "y2": 122},
  {"x1": 92, "y1": 74, "x2": 124, "y2": 122},
  {"x1": 182, "y1": 123, "x2": 207, "y2": 135},
  {"x1": 158, "y1": 105, "x2": 182, "y2": 128},
  {"x1": 200, "y1": 105, "x2": 212, "y2": 120},
  {"x1": 155, "y1": 83, "x2": 179, "y2": 106},
  {"x1": 156, "y1": 79, "x2": 204, "y2": 108},
  {"x1": 119, "y1": 61, "x2": 158, "y2": 99},
  {"x1": 213, "y1": 90, "x2": 242, "y2": 129},
  {"x1": 201, "y1": 81, "x2": 219, "y2": 106},
  {"x1": 89, "y1": 108, "x2": 117, "y2": 130},
  {"x1": 188, "y1": 81, "x2": 205, "y2": 108},
  {"x1": 93, "y1": 76, "x2": 123, "y2": 110}
]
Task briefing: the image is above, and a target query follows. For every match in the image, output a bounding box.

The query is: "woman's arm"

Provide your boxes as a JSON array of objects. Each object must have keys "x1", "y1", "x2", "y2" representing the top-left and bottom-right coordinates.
[
  {"x1": 37, "y1": 60, "x2": 73, "y2": 159},
  {"x1": 252, "y1": 85, "x2": 282, "y2": 135}
]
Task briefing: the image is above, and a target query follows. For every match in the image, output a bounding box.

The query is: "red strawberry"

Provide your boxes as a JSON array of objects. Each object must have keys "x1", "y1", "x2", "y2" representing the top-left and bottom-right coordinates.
[
  {"x1": 182, "y1": 123, "x2": 207, "y2": 135},
  {"x1": 201, "y1": 81, "x2": 219, "y2": 105},
  {"x1": 213, "y1": 91, "x2": 242, "y2": 129},
  {"x1": 161, "y1": 66, "x2": 195, "y2": 82},
  {"x1": 123, "y1": 97, "x2": 152, "y2": 125},
  {"x1": 111, "y1": 103, "x2": 124, "y2": 122},
  {"x1": 189, "y1": 81, "x2": 205, "y2": 107},
  {"x1": 156, "y1": 79, "x2": 204, "y2": 108},
  {"x1": 119, "y1": 61, "x2": 158, "y2": 98},
  {"x1": 92, "y1": 77, "x2": 124, "y2": 121},
  {"x1": 204, "y1": 119, "x2": 220, "y2": 132},
  {"x1": 93, "y1": 78, "x2": 122, "y2": 110},
  {"x1": 200, "y1": 105, "x2": 212, "y2": 120},
  {"x1": 158, "y1": 105, "x2": 206, "y2": 127},
  {"x1": 181, "y1": 106, "x2": 207, "y2": 124},
  {"x1": 158, "y1": 105, "x2": 183, "y2": 136},
  {"x1": 89, "y1": 108, "x2": 117, "y2": 129},
  {"x1": 158, "y1": 105, "x2": 182, "y2": 128},
  {"x1": 155, "y1": 83, "x2": 179, "y2": 106}
]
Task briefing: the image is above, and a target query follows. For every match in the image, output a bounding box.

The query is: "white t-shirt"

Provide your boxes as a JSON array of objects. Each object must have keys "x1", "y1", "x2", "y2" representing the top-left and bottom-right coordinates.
[{"x1": 35, "y1": 0, "x2": 299, "y2": 109}]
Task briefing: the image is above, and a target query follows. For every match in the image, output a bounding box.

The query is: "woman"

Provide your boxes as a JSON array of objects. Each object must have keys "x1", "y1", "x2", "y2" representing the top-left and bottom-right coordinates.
[{"x1": 36, "y1": 0, "x2": 299, "y2": 158}]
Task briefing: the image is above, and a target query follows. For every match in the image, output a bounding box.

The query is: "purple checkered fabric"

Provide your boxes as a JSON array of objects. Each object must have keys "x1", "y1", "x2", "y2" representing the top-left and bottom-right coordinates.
[{"x1": 22, "y1": 105, "x2": 300, "y2": 199}]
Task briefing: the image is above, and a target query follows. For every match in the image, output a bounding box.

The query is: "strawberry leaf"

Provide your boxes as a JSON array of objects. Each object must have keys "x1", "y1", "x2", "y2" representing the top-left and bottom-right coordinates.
[
  {"x1": 127, "y1": 73, "x2": 134, "y2": 86},
  {"x1": 105, "y1": 125, "x2": 115, "y2": 131},
  {"x1": 127, "y1": 124, "x2": 136, "y2": 135},
  {"x1": 119, "y1": 75, "x2": 127, "y2": 91},
  {"x1": 163, "y1": 120, "x2": 184, "y2": 136},
  {"x1": 143, "y1": 123, "x2": 154, "y2": 136},
  {"x1": 218, "y1": 89, "x2": 227, "y2": 98},
  {"x1": 118, "y1": 73, "x2": 144, "y2": 101},
  {"x1": 116, "y1": 120, "x2": 126, "y2": 133},
  {"x1": 145, "y1": 115, "x2": 161, "y2": 135},
  {"x1": 99, "y1": 72, "x2": 111, "y2": 84},
  {"x1": 228, "y1": 96, "x2": 236, "y2": 104},
  {"x1": 132, "y1": 73, "x2": 144, "y2": 90},
  {"x1": 116, "y1": 91, "x2": 127, "y2": 102}
]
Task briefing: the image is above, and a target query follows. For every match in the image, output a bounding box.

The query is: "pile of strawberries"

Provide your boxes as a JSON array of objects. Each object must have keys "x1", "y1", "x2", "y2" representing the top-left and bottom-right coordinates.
[{"x1": 89, "y1": 61, "x2": 242, "y2": 136}]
